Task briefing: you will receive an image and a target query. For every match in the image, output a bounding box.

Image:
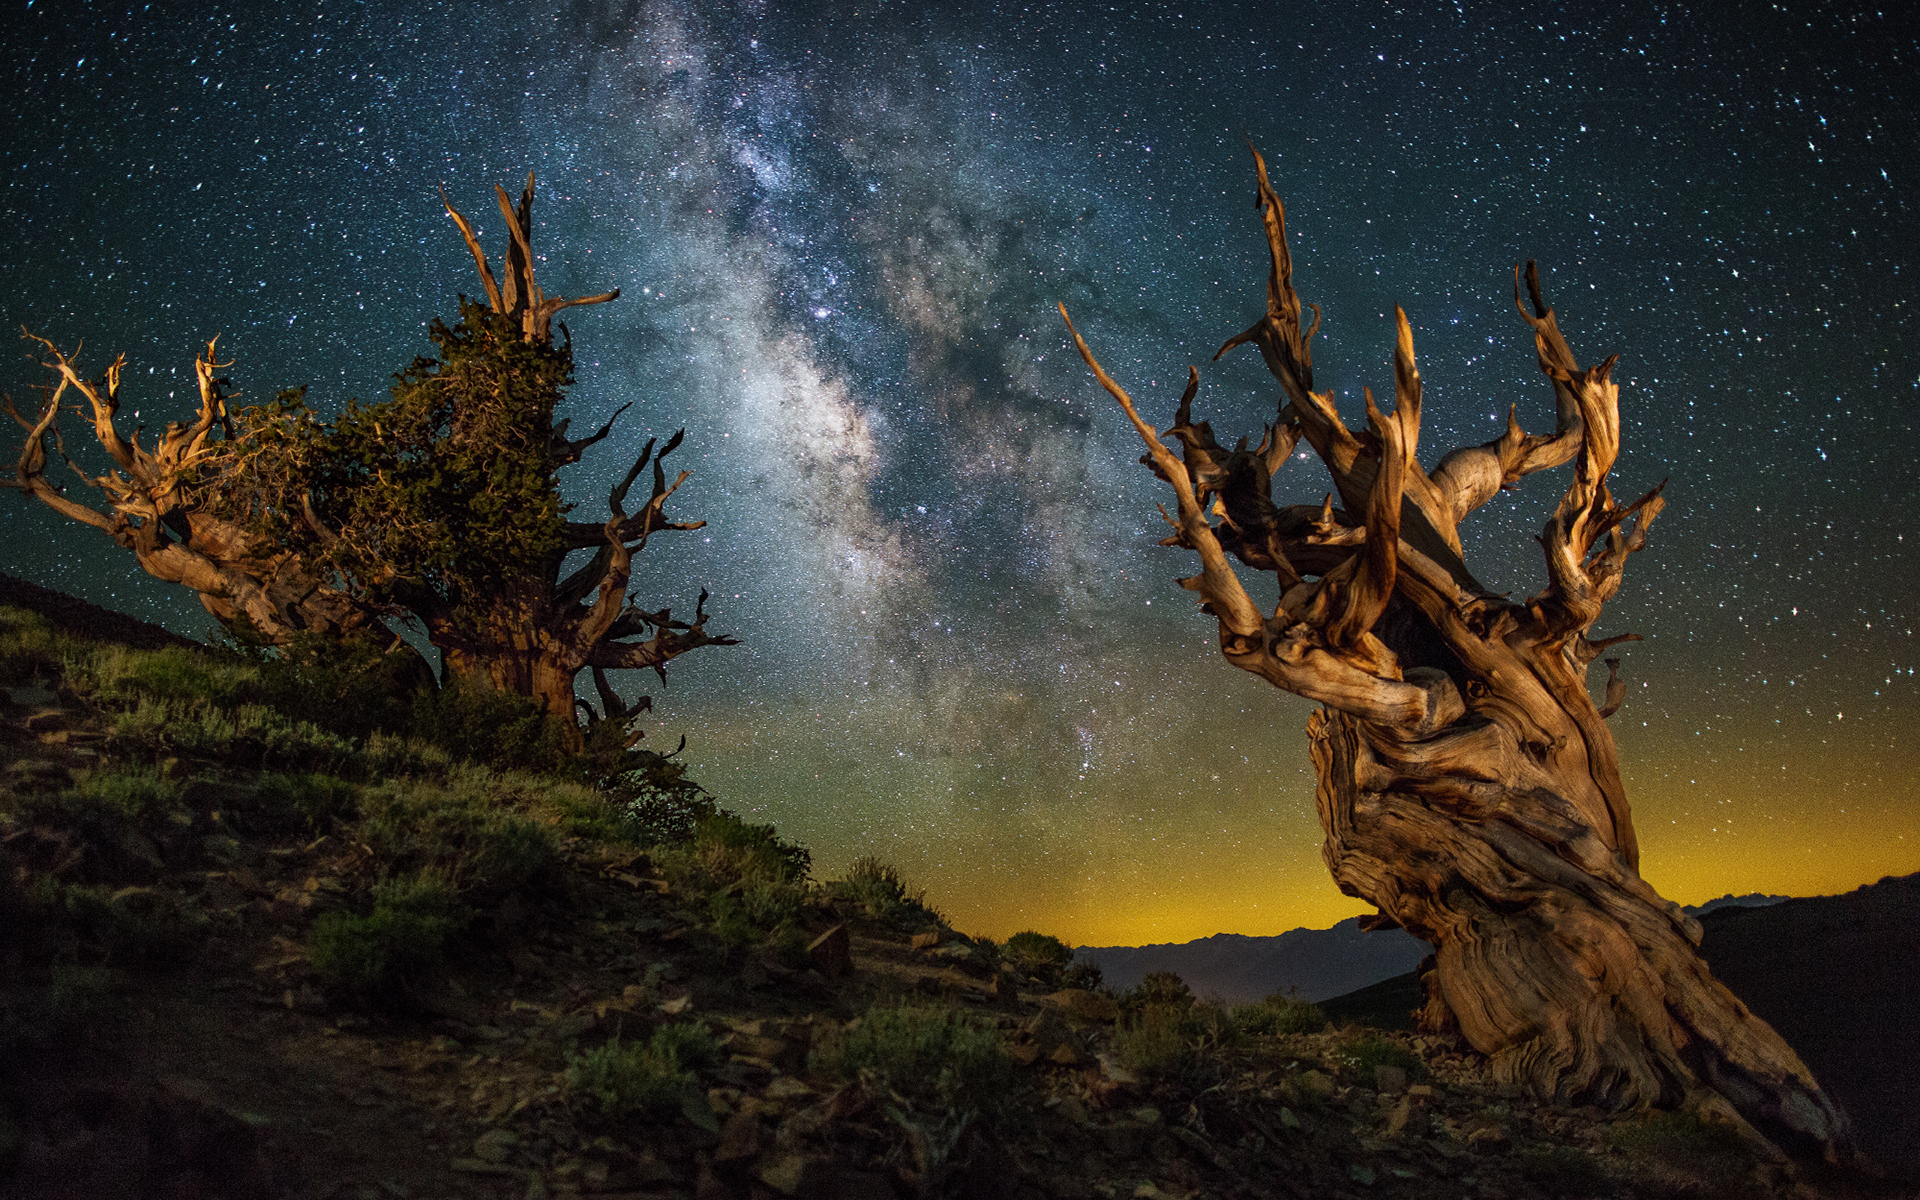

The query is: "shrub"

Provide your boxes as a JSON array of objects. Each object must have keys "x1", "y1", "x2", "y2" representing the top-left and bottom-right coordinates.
[
  {"x1": 828, "y1": 855, "x2": 940, "y2": 923},
  {"x1": 812, "y1": 1002, "x2": 1013, "y2": 1120},
  {"x1": 307, "y1": 874, "x2": 465, "y2": 996},
  {"x1": 1003, "y1": 931, "x2": 1073, "y2": 984},
  {"x1": 566, "y1": 1022, "x2": 720, "y2": 1118},
  {"x1": 601, "y1": 746, "x2": 716, "y2": 844},
  {"x1": 352, "y1": 772, "x2": 556, "y2": 895},
  {"x1": 27, "y1": 879, "x2": 207, "y2": 969},
  {"x1": 409, "y1": 677, "x2": 571, "y2": 774},
  {"x1": 62, "y1": 765, "x2": 182, "y2": 824},
  {"x1": 1607, "y1": 1109, "x2": 1753, "y2": 1196},
  {"x1": 78, "y1": 643, "x2": 255, "y2": 709},
  {"x1": 0, "y1": 606, "x2": 86, "y2": 686},
  {"x1": 1061, "y1": 958, "x2": 1105, "y2": 992},
  {"x1": 694, "y1": 811, "x2": 811, "y2": 882},
  {"x1": 1122, "y1": 970, "x2": 1194, "y2": 1013},
  {"x1": 1337, "y1": 1034, "x2": 1426, "y2": 1082},
  {"x1": 1113, "y1": 998, "x2": 1240, "y2": 1081},
  {"x1": 363, "y1": 731, "x2": 454, "y2": 779},
  {"x1": 1239, "y1": 990, "x2": 1327, "y2": 1036},
  {"x1": 255, "y1": 772, "x2": 359, "y2": 832}
]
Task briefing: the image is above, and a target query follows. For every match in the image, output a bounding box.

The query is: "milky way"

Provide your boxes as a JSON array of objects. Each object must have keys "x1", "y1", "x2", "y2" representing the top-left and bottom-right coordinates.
[{"x1": 5, "y1": 1, "x2": 1916, "y2": 943}]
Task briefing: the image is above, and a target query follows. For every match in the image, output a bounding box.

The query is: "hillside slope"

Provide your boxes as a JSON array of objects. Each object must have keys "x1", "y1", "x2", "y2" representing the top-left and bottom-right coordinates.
[{"x1": 0, "y1": 595, "x2": 1905, "y2": 1199}]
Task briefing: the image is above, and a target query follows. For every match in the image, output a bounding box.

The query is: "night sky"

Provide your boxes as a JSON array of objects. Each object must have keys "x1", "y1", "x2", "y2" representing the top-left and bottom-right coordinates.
[{"x1": 5, "y1": 1, "x2": 1916, "y2": 946}]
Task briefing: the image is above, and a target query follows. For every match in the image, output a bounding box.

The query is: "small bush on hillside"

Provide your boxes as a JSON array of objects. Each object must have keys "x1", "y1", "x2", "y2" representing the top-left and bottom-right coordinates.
[
  {"x1": 230, "y1": 629, "x2": 423, "y2": 743},
  {"x1": 1607, "y1": 1110, "x2": 1752, "y2": 1197},
  {"x1": 61, "y1": 765, "x2": 182, "y2": 824},
  {"x1": 307, "y1": 874, "x2": 465, "y2": 997},
  {"x1": 0, "y1": 607, "x2": 87, "y2": 686},
  {"x1": 1121, "y1": 970, "x2": 1194, "y2": 1014},
  {"x1": 353, "y1": 771, "x2": 556, "y2": 896},
  {"x1": 409, "y1": 676, "x2": 571, "y2": 774},
  {"x1": 1239, "y1": 989, "x2": 1327, "y2": 1036},
  {"x1": 566, "y1": 1022, "x2": 720, "y2": 1118},
  {"x1": 25, "y1": 878, "x2": 208, "y2": 970},
  {"x1": 73, "y1": 643, "x2": 255, "y2": 709},
  {"x1": 601, "y1": 745, "x2": 716, "y2": 843},
  {"x1": 659, "y1": 810, "x2": 811, "y2": 893},
  {"x1": 255, "y1": 772, "x2": 359, "y2": 832},
  {"x1": 811, "y1": 1002, "x2": 1012, "y2": 1121},
  {"x1": 1337, "y1": 1034, "x2": 1427, "y2": 1081},
  {"x1": 1061, "y1": 958, "x2": 1104, "y2": 992},
  {"x1": 105, "y1": 696, "x2": 358, "y2": 773},
  {"x1": 1003, "y1": 930, "x2": 1073, "y2": 985},
  {"x1": 829, "y1": 855, "x2": 943, "y2": 925},
  {"x1": 363, "y1": 731, "x2": 455, "y2": 779},
  {"x1": 1113, "y1": 996, "x2": 1241, "y2": 1081}
]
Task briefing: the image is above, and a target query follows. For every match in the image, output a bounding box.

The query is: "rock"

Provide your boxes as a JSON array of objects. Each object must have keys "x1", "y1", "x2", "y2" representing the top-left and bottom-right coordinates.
[
  {"x1": 756, "y1": 1152, "x2": 825, "y2": 1195},
  {"x1": 715, "y1": 1110, "x2": 763, "y2": 1162},
  {"x1": 1130, "y1": 1106, "x2": 1162, "y2": 1125},
  {"x1": 911, "y1": 931, "x2": 942, "y2": 950},
  {"x1": 1375, "y1": 1065, "x2": 1407, "y2": 1095},
  {"x1": 472, "y1": 1128, "x2": 520, "y2": 1163},
  {"x1": 450, "y1": 1157, "x2": 514, "y2": 1175},
  {"x1": 1467, "y1": 1124, "x2": 1510, "y2": 1154},
  {"x1": 1384, "y1": 1095, "x2": 1429, "y2": 1138},
  {"x1": 1095, "y1": 1052, "x2": 1139, "y2": 1086},
  {"x1": 1279, "y1": 1107, "x2": 1302, "y2": 1130},
  {"x1": 1008, "y1": 1042, "x2": 1042, "y2": 1066},
  {"x1": 764, "y1": 1077, "x2": 815, "y2": 1101},
  {"x1": 1043, "y1": 989, "x2": 1118, "y2": 1022},
  {"x1": 807, "y1": 924, "x2": 850, "y2": 979},
  {"x1": 1407, "y1": 1083, "x2": 1435, "y2": 1103}
]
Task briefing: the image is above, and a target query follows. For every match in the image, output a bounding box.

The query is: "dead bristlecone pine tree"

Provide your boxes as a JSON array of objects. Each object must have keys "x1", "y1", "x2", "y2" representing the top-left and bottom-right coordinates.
[{"x1": 1061, "y1": 146, "x2": 1853, "y2": 1163}]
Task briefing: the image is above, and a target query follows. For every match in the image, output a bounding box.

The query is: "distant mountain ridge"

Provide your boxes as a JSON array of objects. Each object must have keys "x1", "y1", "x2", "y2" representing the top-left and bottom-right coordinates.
[
  {"x1": 1075, "y1": 917, "x2": 1431, "y2": 1004},
  {"x1": 1077, "y1": 891, "x2": 1792, "y2": 1006}
]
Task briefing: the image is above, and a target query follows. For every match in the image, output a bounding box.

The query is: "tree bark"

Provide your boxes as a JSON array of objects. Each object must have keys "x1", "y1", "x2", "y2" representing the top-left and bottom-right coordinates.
[{"x1": 1063, "y1": 146, "x2": 1853, "y2": 1161}]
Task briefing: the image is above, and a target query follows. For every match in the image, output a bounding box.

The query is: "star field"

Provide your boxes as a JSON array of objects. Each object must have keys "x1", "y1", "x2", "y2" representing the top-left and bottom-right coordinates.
[{"x1": 4, "y1": 1, "x2": 1916, "y2": 944}]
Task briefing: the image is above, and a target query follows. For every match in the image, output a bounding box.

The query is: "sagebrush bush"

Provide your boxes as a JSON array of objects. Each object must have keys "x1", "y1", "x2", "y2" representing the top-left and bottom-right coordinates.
[
  {"x1": 828, "y1": 855, "x2": 939, "y2": 923},
  {"x1": 254, "y1": 772, "x2": 359, "y2": 832},
  {"x1": 27, "y1": 878, "x2": 207, "y2": 969},
  {"x1": 1122, "y1": 970, "x2": 1194, "y2": 1013},
  {"x1": 1607, "y1": 1108, "x2": 1753, "y2": 1196},
  {"x1": 811, "y1": 1002, "x2": 1012, "y2": 1120},
  {"x1": 1338, "y1": 1034, "x2": 1426, "y2": 1081},
  {"x1": 1003, "y1": 930, "x2": 1073, "y2": 983},
  {"x1": 0, "y1": 606, "x2": 86, "y2": 686},
  {"x1": 61, "y1": 764, "x2": 182, "y2": 824},
  {"x1": 566, "y1": 1022, "x2": 720, "y2": 1117},
  {"x1": 1113, "y1": 997, "x2": 1241, "y2": 1082},
  {"x1": 74, "y1": 643, "x2": 256, "y2": 709},
  {"x1": 307, "y1": 874, "x2": 465, "y2": 996},
  {"x1": 352, "y1": 771, "x2": 556, "y2": 895},
  {"x1": 1061, "y1": 958, "x2": 1104, "y2": 992},
  {"x1": 1239, "y1": 990, "x2": 1327, "y2": 1036}
]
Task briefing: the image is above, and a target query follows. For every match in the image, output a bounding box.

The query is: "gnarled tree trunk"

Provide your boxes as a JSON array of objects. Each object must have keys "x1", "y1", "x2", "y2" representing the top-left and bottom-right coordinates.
[
  {"x1": 1063, "y1": 147, "x2": 1852, "y2": 1161},
  {"x1": 4, "y1": 336, "x2": 387, "y2": 650}
]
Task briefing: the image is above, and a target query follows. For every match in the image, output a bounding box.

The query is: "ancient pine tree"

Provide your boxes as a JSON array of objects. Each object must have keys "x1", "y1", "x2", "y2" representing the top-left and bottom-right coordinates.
[
  {"x1": 1060, "y1": 147, "x2": 1851, "y2": 1161},
  {"x1": 6, "y1": 176, "x2": 732, "y2": 746}
]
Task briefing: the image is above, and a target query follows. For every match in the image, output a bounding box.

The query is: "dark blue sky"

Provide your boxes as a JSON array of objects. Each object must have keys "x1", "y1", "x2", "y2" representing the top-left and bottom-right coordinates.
[{"x1": 5, "y1": 0, "x2": 1915, "y2": 942}]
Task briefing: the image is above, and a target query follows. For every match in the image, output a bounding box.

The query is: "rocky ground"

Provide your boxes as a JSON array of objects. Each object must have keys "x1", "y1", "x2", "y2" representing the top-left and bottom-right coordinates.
[{"x1": 0, "y1": 592, "x2": 1911, "y2": 1200}]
